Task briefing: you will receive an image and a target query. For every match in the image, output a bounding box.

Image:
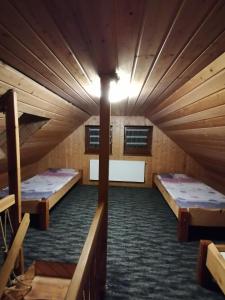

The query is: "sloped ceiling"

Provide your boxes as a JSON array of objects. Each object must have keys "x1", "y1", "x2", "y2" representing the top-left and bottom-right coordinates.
[
  {"x1": 147, "y1": 52, "x2": 225, "y2": 176},
  {"x1": 0, "y1": 0, "x2": 225, "y2": 176},
  {"x1": 0, "y1": 62, "x2": 89, "y2": 172},
  {"x1": 1, "y1": 0, "x2": 225, "y2": 116}
]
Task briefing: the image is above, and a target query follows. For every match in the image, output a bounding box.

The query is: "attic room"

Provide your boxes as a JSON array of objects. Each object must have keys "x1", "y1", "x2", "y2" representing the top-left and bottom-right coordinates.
[{"x1": 0, "y1": 0, "x2": 225, "y2": 299}]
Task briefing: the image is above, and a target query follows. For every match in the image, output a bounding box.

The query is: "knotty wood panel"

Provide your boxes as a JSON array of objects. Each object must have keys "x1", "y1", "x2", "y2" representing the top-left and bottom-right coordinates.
[
  {"x1": 0, "y1": 61, "x2": 89, "y2": 173},
  {"x1": 0, "y1": 162, "x2": 40, "y2": 188},
  {"x1": 36, "y1": 116, "x2": 203, "y2": 188},
  {"x1": 134, "y1": 0, "x2": 217, "y2": 113},
  {"x1": 146, "y1": 51, "x2": 225, "y2": 192},
  {"x1": 0, "y1": 0, "x2": 98, "y2": 114},
  {"x1": 1, "y1": 0, "x2": 225, "y2": 194},
  {"x1": 0, "y1": 1, "x2": 225, "y2": 115},
  {"x1": 141, "y1": 0, "x2": 225, "y2": 113},
  {"x1": 127, "y1": 0, "x2": 181, "y2": 115}
]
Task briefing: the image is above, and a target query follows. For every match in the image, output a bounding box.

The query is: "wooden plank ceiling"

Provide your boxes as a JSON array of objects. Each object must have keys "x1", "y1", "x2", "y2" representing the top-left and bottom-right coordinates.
[
  {"x1": 1, "y1": 0, "x2": 225, "y2": 177},
  {"x1": 147, "y1": 52, "x2": 225, "y2": 176},
  {"x1": 0, "y1": 61, "x2": 89, "y2": 172},
  {"x1": 1, "y1": 0, "x2": 225, "y2": 116}
]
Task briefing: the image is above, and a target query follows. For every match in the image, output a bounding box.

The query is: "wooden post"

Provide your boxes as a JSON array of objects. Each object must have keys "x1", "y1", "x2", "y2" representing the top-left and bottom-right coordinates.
[
  {"x1": 98, "y1": 75, "x2": 111, "y2": 204},
  {"x1": 197, "y1": 240, "x2": 212, "y2": 287},
  {"x1": 97, "y1": 75, "x2": 111, "y2": 299},
  {"x1": 0, "y1": 90, "x2": 23, "y2": 272},
  {"x1": 177, "y1": 208, "x2": 190, "y2": 242},
  {"x1": 3, "y1": 90, "x2": 22, "y2": 228},
  {"x1": 39, "y1": 201, "x2": 49, "y2": 230}
]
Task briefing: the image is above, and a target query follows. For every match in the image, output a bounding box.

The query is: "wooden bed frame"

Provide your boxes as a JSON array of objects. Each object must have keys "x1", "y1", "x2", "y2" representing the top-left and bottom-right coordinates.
[
  {"x1": 197, "y1": 240, "x2": 225, "y2": 296},
  {"x1": 22, "y1": 170, "x2": 82, "y2": 230},
  {"x1": 153, "y1": 174, "x2": 225, "y2": 241}
]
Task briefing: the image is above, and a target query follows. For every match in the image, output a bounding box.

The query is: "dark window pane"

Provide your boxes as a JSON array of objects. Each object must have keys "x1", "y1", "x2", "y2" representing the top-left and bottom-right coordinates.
[
  {"x1": 124, "y1": 126, "x2": 152, "y2": 156},
  {"x1": 85, "y1": 125, "x2": 112, "y2": 154}
]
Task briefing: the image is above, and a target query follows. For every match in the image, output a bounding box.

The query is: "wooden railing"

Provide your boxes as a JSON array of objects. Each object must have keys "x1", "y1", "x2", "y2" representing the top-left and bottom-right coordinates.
[
  {"x1": 0, "y1": 194, "x2": 15, "y2": 213},
  {"x1": 0, "y1": 192, "x2": 30, "y2": 298},
  {"x1": 65, "y1": 202, "x2": 107, "y2": 300}
]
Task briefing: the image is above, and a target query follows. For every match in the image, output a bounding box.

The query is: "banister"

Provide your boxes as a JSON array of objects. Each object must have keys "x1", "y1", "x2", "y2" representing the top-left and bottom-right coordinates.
[
  {"x1": 0, "y1": 194, "x2": 15, "y2": 213},
  {"x1": 65, "y1": 202, "x2": 106, "y2": 300}
]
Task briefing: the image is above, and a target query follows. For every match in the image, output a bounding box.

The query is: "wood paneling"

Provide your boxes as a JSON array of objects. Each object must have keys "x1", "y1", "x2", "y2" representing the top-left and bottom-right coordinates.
[
  {"x1": 0, "y1": 0, "x2": 225, "y2": 115},
  {"x1": 0, "y1": 162, "x2": 41, "y2": 188},
  {"x1": 0, "y1": 0, "x2": 98, "y2": 114},
  {"x1": 147, "y1": 51, "x2": 225, "y2": 193},
  {"x1": 36, "y1": 116, "x2": 203, "y2": 188},
  {"x1": 0, "y1": 61, "x2": 89, "y2": 173},
  {"x1": 0, "y1": 0, "x2": 225, "y2": 194}
]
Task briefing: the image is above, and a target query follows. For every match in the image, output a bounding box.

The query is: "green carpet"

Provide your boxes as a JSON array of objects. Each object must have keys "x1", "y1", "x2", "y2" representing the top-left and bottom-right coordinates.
[{"x1": 22, "y1": 185, "x2": 224, "y2": 299}]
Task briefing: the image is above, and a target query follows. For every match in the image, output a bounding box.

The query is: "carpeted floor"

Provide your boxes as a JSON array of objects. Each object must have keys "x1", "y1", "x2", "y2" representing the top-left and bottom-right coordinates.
[{"x1": 23, "y1": 185, "x2": 224, "y2": 300}]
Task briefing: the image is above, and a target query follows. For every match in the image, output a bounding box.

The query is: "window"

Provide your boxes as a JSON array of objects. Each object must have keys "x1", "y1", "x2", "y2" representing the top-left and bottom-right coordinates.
[
  {"x1": 124, "y1": 126, "x2": 153, "y2": 156},
  {"x1": 85, "y1": 125, "x2": 112, "y2": 154}
]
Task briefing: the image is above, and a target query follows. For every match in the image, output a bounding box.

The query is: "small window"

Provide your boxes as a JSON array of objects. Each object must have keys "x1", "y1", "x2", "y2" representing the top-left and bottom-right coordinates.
[
  {"x1": 124, "y1": 126, "x2": 153, "y2": 156},
  {"x1": 85, "y1": 125, "x2": 112, "y2": 154}
]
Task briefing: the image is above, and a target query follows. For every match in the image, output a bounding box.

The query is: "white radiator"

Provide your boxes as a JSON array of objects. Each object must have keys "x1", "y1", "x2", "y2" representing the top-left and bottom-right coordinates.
[{"x1": 89, "y1": 159, "x2": 145, "y2": 183}]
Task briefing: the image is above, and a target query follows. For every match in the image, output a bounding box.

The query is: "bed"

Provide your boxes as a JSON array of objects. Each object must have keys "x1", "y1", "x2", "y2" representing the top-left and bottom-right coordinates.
[
  {"x1": 0, "y1": 168, "x2": 82, "y2": 230},
  {"x1": 197, "y1": 240, "x2": 225, "y2": 296},
  {"x1": 154, "y1": 173, "x2": 225, "y2": 241}
]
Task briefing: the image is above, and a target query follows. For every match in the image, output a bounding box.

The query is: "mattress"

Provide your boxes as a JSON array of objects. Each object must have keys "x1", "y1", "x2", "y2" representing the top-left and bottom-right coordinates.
[
  {"x1": 157, "y1": 173, "x2": 225, "y2": 209},
  {"x1": 0, "y1": 168, "x2": 79, "y2": 201}
]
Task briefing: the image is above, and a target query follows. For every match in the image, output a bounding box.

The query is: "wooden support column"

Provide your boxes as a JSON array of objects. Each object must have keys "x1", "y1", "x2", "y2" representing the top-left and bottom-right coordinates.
[
  {"x1": 0, "y1": 90, "x2": 23, "y2": 272},
  {"x1": 98, "y1": 75, "x2": 111, "y2": 204},
  {"x1": 4, "y1": 90, "x2": 22, "y2": 228},
  {"x1": 97, "y1": 75, "x2": 111, "y2": 299},
  {"x1": 177, "y1": 208, "x2": 190, "y2": 242},
  {"x1": 197, "y1": 240, "x2": 212, "y2": 287}
]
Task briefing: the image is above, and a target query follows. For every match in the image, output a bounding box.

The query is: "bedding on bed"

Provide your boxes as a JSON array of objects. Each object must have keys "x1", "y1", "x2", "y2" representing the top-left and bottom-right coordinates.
[
  {"x1": 157, "y1": 173, "x2": 225, "y2": 209},
  {"x1": 0, "y1": 168, "x2": 79, "y2": 201}
]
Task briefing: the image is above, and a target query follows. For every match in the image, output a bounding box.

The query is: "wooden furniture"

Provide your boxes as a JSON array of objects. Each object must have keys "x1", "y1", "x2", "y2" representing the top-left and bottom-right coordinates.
[
  {"x1": 154, "y1": 174, "x2": 225, "y2": 241},
  {"x1": 22, "y1": 170, "x2": 82, "y2": 230},
  {"x1": 197, "y1": 240, "x2": 225, "y2": 296}
]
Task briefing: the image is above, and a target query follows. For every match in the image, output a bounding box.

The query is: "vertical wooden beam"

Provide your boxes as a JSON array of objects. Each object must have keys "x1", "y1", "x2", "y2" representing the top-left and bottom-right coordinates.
[
  {"x1": 97, "y1": 75, "x2": 111, "y2": 299},
  {"x1": 98, "y1": 75, "x2": 111, "y2": 204},
  {"x1": 1, "y1": 90, "x2": 23, "y2": 273},
  {"x1": 4, "y1": 90, "x2": 22, "y2": 229},
  {"x1": 177, "y1": 208, "x2": 190, "y2": 242},
  {"x1": 197, "y1": 240, "x2": 212, "y2": 287}
]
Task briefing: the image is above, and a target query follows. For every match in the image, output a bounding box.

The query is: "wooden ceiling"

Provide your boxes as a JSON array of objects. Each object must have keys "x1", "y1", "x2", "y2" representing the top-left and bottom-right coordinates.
[
  {"x1": 147, "y1": 52, "x2": 225, "y2": 177},
  {"x1": 1, "y1": 0, "x2": 225, "y2": 181},
  {"x1": 0, "y1": 61, "x2": 89, "y2": 172},
  {"x1": 1, "y1": 0, "x2": 225, "y2": 116}
]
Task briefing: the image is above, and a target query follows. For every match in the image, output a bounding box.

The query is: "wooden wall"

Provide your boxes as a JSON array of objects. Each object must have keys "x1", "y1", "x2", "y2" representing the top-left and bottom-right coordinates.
[
  {"x1": 0, "y1": 162, "x2": 43, "y2": 188},
  {"x1": 147, "y1": 52, "x2": 225, "y2": 193},
  {"x1": 37, "y1": 116, "x2": 204, "y2": 188},
  {"x1": 0, "y1": 61, "x2": 89, "y2": 174}
]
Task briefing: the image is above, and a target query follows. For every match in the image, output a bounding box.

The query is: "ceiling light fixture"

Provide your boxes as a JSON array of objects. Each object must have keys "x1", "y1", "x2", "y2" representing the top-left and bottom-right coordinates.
[
  {"x1": 109, "y1": 70, "x2": 130, "y2": 103},
  {"x1": 87, "y1": 70, "x2": 132, "y2": 103}
]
